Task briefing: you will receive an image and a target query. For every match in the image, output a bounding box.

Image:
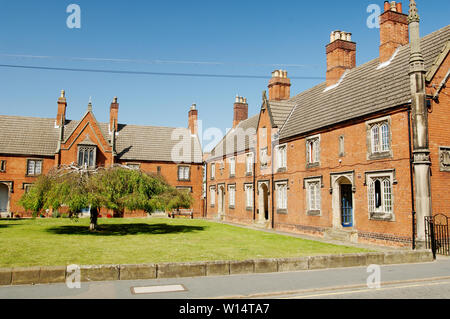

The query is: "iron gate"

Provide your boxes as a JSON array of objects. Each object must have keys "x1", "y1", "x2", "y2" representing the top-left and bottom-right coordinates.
[{"x1": 425, "y1": 214, "x2": 450, "y2": 259}]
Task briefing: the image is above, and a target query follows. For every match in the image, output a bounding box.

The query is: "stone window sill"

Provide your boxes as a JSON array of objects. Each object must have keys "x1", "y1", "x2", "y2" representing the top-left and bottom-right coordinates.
[
  {"x1": 277, "y1": 209, "x2": 288, "y2": 214},
  {"x1": 229, "y1": 206, "x2": 235, "y2": 210},
  {"x1": 277, "y1": 167, "x2": 287, "y2": 173},
  {"x1": 368, "y1": 151, "x2": 392, "y2": 161},
  {"x1": 369, "y1": 212, "x2": 394, "y2": 221},
  {"x1": 306, "y1": 162, "x2": 319, "y2": 169},
  {"x1": 307, "y1": 210, "x2": 321, "y2": 216},
  {"x1": 246, "y1": 207, "x2": 253, "y2": 211}
]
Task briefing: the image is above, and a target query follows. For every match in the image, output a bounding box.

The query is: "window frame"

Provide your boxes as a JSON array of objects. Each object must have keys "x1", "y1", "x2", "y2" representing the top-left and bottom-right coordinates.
[
  {"x1": 245, "y1": 153, "x2": 254, "y2": 176},
  {"x1": 26, "y1": 159, "x2": 43, "y2": 177},
  {"x1": 77, "y1": 145, "x2": 97, "y2": 169},
  {"x1": 275, "y1": 181, "x2": 288, "y2": 213},
  {"x1": 306, "y1": 135, "x2": 320, "y2": 168},
  {"x1": 244, "y1": 183, "x2": 253, "y2": 210},
  {"x1": 228, "y1": 157, "x2": 236, "y2": 177},
  {"x1": 210, "y1": 163, "x2": 216, "y2": 180},
  {"x1": 209, "y1": 186, "x2": 216, "y2": 207},
  {"x1": 275, "y1": 144, "x2": 287, "y2": 172},
  {"x1": 228, "y1": 184, "x2": 236, "y2": 209},
  {"x1": 366, "y1": 117, "x2": 393, "y2": 160},
  {"x1": 304, "y1": 177, "x2": 322, "y2": 216},
  {"x1": 0, "y1": 160, "x2": 6, "y2": 173},
  {"x1": 366, "y1": 171, "x2": 395, "y2": 221},
  {"x1": 177, "y1": 165, "x2": 191, "y2": 181}
]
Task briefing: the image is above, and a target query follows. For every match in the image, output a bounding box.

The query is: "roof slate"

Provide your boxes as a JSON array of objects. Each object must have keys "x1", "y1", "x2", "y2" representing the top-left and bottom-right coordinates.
[
  {"x1": 208, "y1": 114, "x2": 259, "y2": 159},
  {"x1": 279, "y1": 25, "x2": 450, "y2": 140},
  {"x1": 0, "y1": 115, "x2": 202, "y2": 163}
]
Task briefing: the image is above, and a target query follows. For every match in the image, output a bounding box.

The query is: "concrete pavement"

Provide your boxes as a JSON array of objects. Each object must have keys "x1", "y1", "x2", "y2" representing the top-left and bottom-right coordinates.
[{"x1": 0, "y1": 257, "x2": 449, "y2": 299}]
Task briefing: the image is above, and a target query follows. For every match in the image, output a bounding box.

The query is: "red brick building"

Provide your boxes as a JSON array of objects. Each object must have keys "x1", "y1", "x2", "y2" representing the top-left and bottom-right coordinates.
[
  {"x1": 0, "y1": 95, "x2": 203, "y2": 218},
  {"x1": 205, "y1": 1, "x2": 450, "y2": 247}
]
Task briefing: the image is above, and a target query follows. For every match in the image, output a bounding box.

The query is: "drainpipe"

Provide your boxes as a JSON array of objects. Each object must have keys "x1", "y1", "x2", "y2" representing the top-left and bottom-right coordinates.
[
  {"x1": 407, "y1": 106, "x2": 416, "y2": 249},
  {"x1": 204, "y1": 161, "x2": 208, "y2": 218},
  {"x1": 253, "y1": 154, "x2": 256, "y2": 221},
  {"x1": 271, "y1": 141, "x2": 275, "y2": 229}
]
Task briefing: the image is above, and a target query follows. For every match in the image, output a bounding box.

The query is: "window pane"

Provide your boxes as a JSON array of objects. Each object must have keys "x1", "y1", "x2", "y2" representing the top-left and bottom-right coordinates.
[
  {"x1": 368, "y1": 180, "x2": 375, "y2": 212},
  {"x1": 383, "y1": 179, "x2": 392, "y2": 212},
  {"x1": 375, "y1": 180, "x2": 382, "y2": 208},
  {"x1": 28, "y1": 161, "x2": 35, "y2": 175},
  {"x1": 35, "y1": 161, "x2": 42, "y2": 175},
  {"x1": 314, "y1": 140, "x2": 319, "y2": 162},
  {"x1": 372, "y1": 126, "x2": 380, "y2": 153},
  {"x1": 381, "y1": 124, "x2": 390, "y2": 151},
  {"x1": 184, "y1": 167, "x2": 189, "y2": 180},
  {"x1": 89, "y1": 149, "x2": 94, "y2": 167}
]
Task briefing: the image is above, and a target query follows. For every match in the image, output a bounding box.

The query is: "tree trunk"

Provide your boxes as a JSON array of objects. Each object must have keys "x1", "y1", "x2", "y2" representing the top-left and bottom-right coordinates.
[{"x1": 90, "y1": 207, "x2": 98, "y2": 231}]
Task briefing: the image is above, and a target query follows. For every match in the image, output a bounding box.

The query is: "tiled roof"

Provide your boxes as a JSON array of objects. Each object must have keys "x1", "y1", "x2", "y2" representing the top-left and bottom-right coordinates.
[
  {"x1": 208, "y1": 114, "x2": 259, "y2": 160},
  {"x1": 279, "y1": 25, "x2": 450, "y2": 140},
  {"x1": 268, "y1": 100, "x2": 296, "y2": 128},
  {"x1": 115, "y1": 124, "x2": 202, "y2": 163},
  {"x1": 0, "y1": 115, "x2": 202, "y2": 163},
  {"x1": 0, "y1": 116, "x2": 59, "y2": 157}
]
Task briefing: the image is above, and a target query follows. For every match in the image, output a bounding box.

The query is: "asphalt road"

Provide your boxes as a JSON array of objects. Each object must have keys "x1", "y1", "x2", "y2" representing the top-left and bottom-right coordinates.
[{"x1": 1, "y1": 257, "x2": 449, "y2": 299}]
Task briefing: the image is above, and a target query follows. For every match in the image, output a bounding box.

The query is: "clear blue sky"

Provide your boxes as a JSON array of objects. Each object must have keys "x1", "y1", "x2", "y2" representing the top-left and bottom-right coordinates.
[{"x1": 0, "y1": 0, "x2": 448, "y2": 150}]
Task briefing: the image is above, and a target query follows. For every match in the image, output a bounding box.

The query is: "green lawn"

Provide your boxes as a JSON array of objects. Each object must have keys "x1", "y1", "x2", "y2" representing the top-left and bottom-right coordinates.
[{"x1": 0, "y1": 217, "x2": 372, "y2": 268}]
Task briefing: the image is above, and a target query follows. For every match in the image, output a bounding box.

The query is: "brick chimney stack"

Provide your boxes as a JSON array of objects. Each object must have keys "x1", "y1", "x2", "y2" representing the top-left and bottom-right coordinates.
[
  {"x1": 268, "y1": 70, "x2": 291, "y2": 101},
  {"x1": 233, "y1": 96, "x2": 248, "y2": 128},
  {"x1": 188, "y1": 104, "x2": 198, "y2": 135},
  {"x1": 379, "y1": 1, "x2": 409, "y2": 63},
  {"x1": 110, "y1": 97, "x2": 119, "y2": 132},
  {"x1": 56, "y1": 90, "x2": 67, "y2": 127},
  {"x1": 326, "y1": 31, "x2": 356, "y2": 87}
]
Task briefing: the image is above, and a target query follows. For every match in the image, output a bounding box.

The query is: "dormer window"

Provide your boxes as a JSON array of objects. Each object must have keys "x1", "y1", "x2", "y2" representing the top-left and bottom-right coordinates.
[{"x1": 78, "y1": 146, "x2": 97, "y2": 168}]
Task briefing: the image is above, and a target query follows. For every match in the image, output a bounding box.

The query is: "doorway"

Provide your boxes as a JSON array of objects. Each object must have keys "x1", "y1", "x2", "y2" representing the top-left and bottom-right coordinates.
[
  {"x1": 0, "y1": 183, "x2": 9, "y2": 213},
  {"x1": 258, "y1": 182, "x2": 270, "y2": 223},
  {"x1": 340, "y1": 184, "x2": 353, "y2": 227},
  {"x1": 217, "y1": 185, "x2": 225, "y2": 219}
]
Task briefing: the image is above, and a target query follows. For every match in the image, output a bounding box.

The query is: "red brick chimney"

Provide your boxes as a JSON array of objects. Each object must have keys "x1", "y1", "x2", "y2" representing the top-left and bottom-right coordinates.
[
  {"x1": 56, "y1": 90, "x2": 67, "y2": 127},
  {"x1": 233, "y1": 96, "x2": 248, "y2": 128},
  {"x1": 109, "y1": 97, "x2": 119, "y2": 132},
  {"x1": 188, "y1": 104, "x2": 198, "y2": 135},
  {"x1": 379, "y1": 1, "x2": 409, "y2": 63},
  {"x1": 268, "y1": 70, "x2": 291, "y2": 101},
  {"x1": 326, "y1": 31, "x2": 356, "y2": 87}
]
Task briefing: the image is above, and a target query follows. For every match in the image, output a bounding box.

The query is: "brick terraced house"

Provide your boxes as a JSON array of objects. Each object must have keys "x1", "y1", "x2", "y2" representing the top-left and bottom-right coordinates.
[
  {"x1": 205, "y1": 1, "x2": 450, "y2": 247},
  {"x1": 0, "y1": 95, "x2": 203, "y2": 218}
]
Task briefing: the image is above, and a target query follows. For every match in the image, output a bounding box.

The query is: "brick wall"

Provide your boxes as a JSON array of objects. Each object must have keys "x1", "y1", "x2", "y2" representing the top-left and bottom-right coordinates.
[{"x1": 427, "y1": 53, "x2": 450, "y2": 217}]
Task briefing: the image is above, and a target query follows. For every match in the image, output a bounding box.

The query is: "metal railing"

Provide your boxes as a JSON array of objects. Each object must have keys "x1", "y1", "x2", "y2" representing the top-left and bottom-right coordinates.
[{"x1": 425, "y1": 214, "x2": 450, "y2": 259}]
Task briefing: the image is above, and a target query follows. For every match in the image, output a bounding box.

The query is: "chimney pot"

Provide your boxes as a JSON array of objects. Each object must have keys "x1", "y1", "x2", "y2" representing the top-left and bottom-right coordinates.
[
  {"x1": 326, "y1": 31, "x2": 356, "y2": 87},
  {"x1": 188, "y1": 104, "x2": 198, "y2": 135},
  {"x1": 56, "y1": 89, "x2": 67, "y2": 127},
  {"x1": 379, "y1": 1, "x2": 408, "y2": 63},
  {"x1": 110, "y1": 97, "x2": 119, "y2": 132},
  {"x1": 233, "y1": 96, "x2": 248, "y2": 127},
  {"x1": 384, "y1": 1, "x2": 390, "y2": 11},
  {"x1": 268, "y1": 69, "x2": 291, "y2": 101}
]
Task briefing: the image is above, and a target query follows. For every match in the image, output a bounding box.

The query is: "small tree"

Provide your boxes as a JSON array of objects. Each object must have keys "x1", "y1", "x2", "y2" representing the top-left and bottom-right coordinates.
[
  {"x1": 166, "y1": 188, "x2": 194, "y2": 212},
  {"x1": 20, "y1": 165, "x2": 180, "y2": 231},
  {"x1": 18, "y1": 175, "x2": 52, "y2": 216}
]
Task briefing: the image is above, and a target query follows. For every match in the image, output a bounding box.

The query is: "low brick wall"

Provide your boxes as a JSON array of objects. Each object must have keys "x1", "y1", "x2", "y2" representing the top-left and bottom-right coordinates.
[{"x1": 0, "y1": 250, "x2": 433, "y2": 286}]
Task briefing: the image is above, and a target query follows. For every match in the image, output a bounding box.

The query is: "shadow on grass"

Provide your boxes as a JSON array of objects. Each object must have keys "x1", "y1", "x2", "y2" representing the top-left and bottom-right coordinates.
[
  {"x1": 0, "y1": 224, "x2": 19, "y2": 228},
  {"x1": 46, "y1": 223, "x2": 206, "y2": 236}
]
